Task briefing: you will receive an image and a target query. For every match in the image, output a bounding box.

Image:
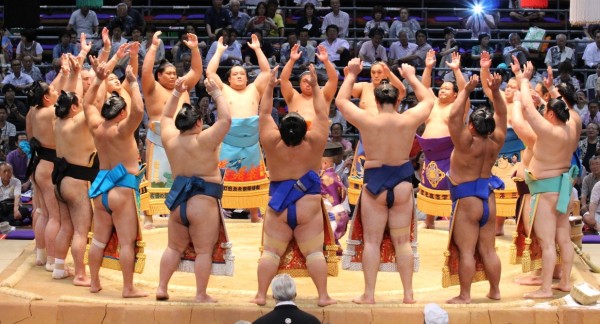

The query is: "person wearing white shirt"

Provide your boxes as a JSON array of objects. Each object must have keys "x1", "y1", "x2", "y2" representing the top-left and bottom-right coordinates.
[
  {"x1": 583, "y1": 30, "x2": 600, "y2": 68},
  {"x1": 389, "y1": 31, "x2": 417, "y2": 66},
  {"x1": 544, "y1": 34, "x2": 576, "y2": 68},
  {"x1": 320, "y1": 0, "x2": 350, "y2": 38},
  {"x1": 586, "y1": 65, "x2": 600, "y2": 90},
  {"x1": 465, "y1": 11, "x2": 495, "y2": 40},
  {"x1": 67, "y1": 6, "x2": 99, "y2": 38},
  {"x1": 319, "y1": 25, "x2": 350, "y2": 66},
  {"x1": 358, "y1": 29, "x2": 387, "y2": 64}
]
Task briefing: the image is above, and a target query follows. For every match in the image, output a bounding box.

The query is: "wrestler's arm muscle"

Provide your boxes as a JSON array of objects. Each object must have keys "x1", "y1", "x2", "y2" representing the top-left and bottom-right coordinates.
[
  {"x1": 279, "y1": 46, "x2": 299, "y2": 104},
  {"x1": 25, "y1": 110, "x2": 33, "y2": 139},
  {"x1": 448, "y1": 79, "x2": 476, "y2": 149},
  {"x1": 259, "y1": 66, "x2": 281, "y2": 146},
  {"x1": 50, "y1": 54, "x2": 69, "y2": 91},
  {"x1": 159, "y1": 80, "x2": 182, "y2": 145},
  {"x1": 142, "y1": 31, "x2": 161, "y2": 96},
  {"x1": 309, "y1": 64, "x2": 329, "y2": 137},
  {"x1": 342, "y1": 66, "x2": 363, "y2": 99},
  {"x1": 64, "y1": 54, "x2": 81, "y2": 97},
  {"x1": 479, "y1": 51, "x2": 496, "y2": 100},
  {"x1": 76, "y1": 33, "x2": 91, "y2": 67},
  {"x1": 182, "y1": 33, "x2": 203, "y2": 91},
  {"x1": 511, "y1": 92, "x2": 536, "y2": 147},
  {"x1": 400, "y1": 64, "x2": 434, "y2": 124},
  {"x1": 318, "y1": 46, "x2": 340, "y2": 103},
  {"x1": 97, "y1": 27, "x2": 111, "y2": 63},
  {"x1": 421, "y1": 49, "x2": 435, "y2": 89},
  {"x1": 205, "y1": 37, "x2": 226, "y2": 90},
  {"x1": 118, "y1": 67, "x2": 143, "y2": 136},
  {"x1": 202, "y1": 79, "x2": 232, "y2": 146},
  {"x1": 83, "y1": 78, "x2": 104, "y2": 130},
  {"x1": 336, "y1": 61, "x2": 369, "y2": 130},
  {"x1": 251, "y1": 34, "x2": 274, "y2": 96},
  {"x1": 384, "y1": 63, "x2": 406, "y2": 101},
  {"x1": 121, "y1": 42, "x2": 140, "y2": 93},
  {"x1": 488, "y1": 74, "x2": 508, "y2": 144}
]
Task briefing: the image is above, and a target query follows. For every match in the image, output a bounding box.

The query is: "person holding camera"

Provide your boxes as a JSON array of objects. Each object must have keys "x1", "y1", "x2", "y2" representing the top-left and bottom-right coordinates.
[
  {"x1": 0, "y1": 162, "x2": 30, "y2": 226},
  {"x1": 465, "y1": 8, "x2": 496, "y2": 40}
]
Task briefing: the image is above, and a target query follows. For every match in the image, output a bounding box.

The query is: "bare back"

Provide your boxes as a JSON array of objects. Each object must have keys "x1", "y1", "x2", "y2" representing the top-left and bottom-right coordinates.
[
  {"x1": 422, "y1": 100, "x2": 452, "y2": 138},
  {"x1": 145, "y1": 83, "x2": 191, "y2": 121},
  {"x1": 29, "y1": 106, "x2": 57, "y2": 148},
  {"x1": 163, "y1": 131, "x2": 222, "y2": 184},
  {"x1": 223, "y1": 84, "x2": 261, "y2": 118},
  {"x1": 54, "y1": 112, "x2": 96, "y2": 166},
  {"x1": 262, "y1": 132, "x2": 327, "y2": 181},
  {"x1": 288, "y1": 93, "x2": 317, "y2": 121},
  {"x1": 529, "y1": 122, "x2": 578, "y2": 179},
  {"x1": 449, "y1": 136, "x2": 502, "y2": 184},
  {"x1": 93, "y1": 123, "x2": 140, "y2": 174}
]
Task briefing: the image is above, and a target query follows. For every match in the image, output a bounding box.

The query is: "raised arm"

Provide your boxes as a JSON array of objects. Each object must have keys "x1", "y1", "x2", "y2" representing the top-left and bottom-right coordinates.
[
  {"x1": 98, "y1": 27, "x2": 111, "y2": 63},
  {"x1": 488, "y1": 73, "x2": 508, "y2": 143},
  {"x1": 83, "y1": 57, "x2": 109, "y2": 129},
  {"x1": 259, "y1": 66, "x2": 281, "y2": 144},
  {"x1": 449, "y1": 75, "x2": 479, "y2": 148},
  {"x1": 479, "y1": 51, "x2": 494, "y2": 99},
  {"x1": 65, "y1": 54, "x2": 82, "y2": 99},
  {"x1": 447, "y1": 52, "x2": 466, "y2": 91},
  {"x1": 399, "y1": 63, "x2": 434, "y2": 123},
  {"x1": 181, "y1": 33, "x2": 203, "y2": 91},
  {"x1": 335, "y1": 58, "x2": 369, "y2": 128},
  {"x1": 383, "y1": 63, "x2": 406, "y2": 102},
  {"x1": 520, "y1": 62, "x2": 553, "y2": 135},
  {"x1": 249, "y1": 34, "x2": 273, "y2": 95},
  {"x1": 421, "y1": 49, "x2": 436, "y2": 89},
  {"x1": 310, "y1": 64, "x2": 328, "y2": 123},
  {"x1": 205, "y1": 36, "x2": 227, "y2": 90},
  {"x1": 510, "y1": 90, "x2": 536, "y2": 147},
  {"x1": 280, "y1": 44, "x2": 301, "y2": 103},
  {"x1": 142, "y1": 31, "x2": 161, "y2": 95},
  {"x1": 50, "y1": 54, "x2": 70, "y2": 91},
  {"x1": 203, "y1": 77, "x2": 232, "y2": 144},
  {"x1": 315, "y1": 45, "x2": 339, "y2": 103},
  {"x1": 119, "y1": 66, "x2": 144, "y2": 135},
  {"x1": 76, "y1": 33, "x2": 91, "y2": 67},
  {"x1": 104, "y1": 42, "x2": 131, "y2": 75},
  {"x1": 160, "y1": 77, "x2": 187, "y2": 143},
  {"x1": 121, "y1": 42, "x2": 139, "y2": 94}
]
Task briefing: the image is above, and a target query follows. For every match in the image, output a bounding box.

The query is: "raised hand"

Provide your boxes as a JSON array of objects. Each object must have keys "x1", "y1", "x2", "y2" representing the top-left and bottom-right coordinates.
[
  {"x1": 530, "y1": 87, "x2": 542, "y2": 106},
  {"x1": 425, "y1": 49, "x2": 436, "y2": 68},
  {"x1": 216, "y1": 36, "x2": 228, "y2": 52},
  {"x1": 68, "y1": 54, "x2": 80, "y2": 74},
  {"x1": 79, "y1": 33, "x2": 91, "y2": 54},
  {"x1": 115, "y1": 42, "x2": 131, "y2": 59},
  {"x1": 125, "y1": 65, "x2": 136, "y2": 83},
  {"x1": 290, "y1": 44, "x2": 302, "y2": 62},
  {"x1": 315, "y1": 45, "x2": 328, "y2": 63},
  {"x1": 90, "y1": 56, "x2": 109, "y2": 80},
  {"x1": 544, "y1": 66, "x2": 554, "y2": 89},
  {"x1": 522, "y1": 61, "x2": 534, "y2": 81},
  {"x1": 248, "y1": 34, "x2": 261, "y2": 51},
  {"x1": 487, "y1": 72, "x2": 502, "y2": 92},
  {"x1": 267, "y1": 65, "x2": 280, "y2": 87},
  {"x1": 176, "y1": 77, "x2": 189, "y2": 93},
  {"x1": 398, "y1": 63, "x2": 415, "y2": 79},
  {"x1": 346, "y1": 58, "x2": 363, "y2": 76},
  {"x1": 183, "y1": 33, "x2": 199, "y2": 49},
  {"x1": 465, "y1": 74, "x2": 479, "y2": 92},
  {"x1": 152, "y1": 31, "x2": 162, "y2": 47},
  {"x1": 129, "y1": 42, "x2": 140, "y2": 57},
  {"x1": 510, "y1": 55, "x2": 522, "y2": 78},
  {"x1": 101, "y1": 27, "x2": 110, "y2": 48},
  {"x1": 381, "y1": 62, "x2": 392, "y2": 78},
  {"x1": 60, "y1": 54, "x2": 70, "y2": 75},
  {"x1": 308, "y1": 64, "x2": 318, "y2": 88},
  {"x1": 445, "y1": 52, "x2": 461, "y2": 70},
  {"x1": 480, "y1": 51, "x2": 491, "y2": 69}
]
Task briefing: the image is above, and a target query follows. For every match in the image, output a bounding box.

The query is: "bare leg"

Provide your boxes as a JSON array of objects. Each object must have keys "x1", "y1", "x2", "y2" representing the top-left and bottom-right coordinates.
[
  {"x1": 156, "y1": 212, "x2": 190, "y2": 301},
  {"x1": 35, "y1": 161, "x2": 61, "y2": 269},
  {"x1": 53, "y1": 197, "x2": 73, "y2": 279},
  {"x1": 553, "y1": 212, "x2": 573, "y2": 292},
  {"x1": 70, "y1": 194, "x2": 93, "y2": 287},
  {"x1": 389, "y1": 183, "x2": 416, "y2": 304},
  {"x1": 88, "y1": 198, "x2": 113, "y2": 294},
  {"x1": 495, "y1": 216, "x2": 506, "y2": 236},
  {"x1": 425, "y1": 215, "x2": 435, "y2": 229},
  {"x1": 249, "y1": 208, "x2": 262, "y2": 223},
  {"x1": 478, "y1": 195, "x2": 501, "y2": 300}
]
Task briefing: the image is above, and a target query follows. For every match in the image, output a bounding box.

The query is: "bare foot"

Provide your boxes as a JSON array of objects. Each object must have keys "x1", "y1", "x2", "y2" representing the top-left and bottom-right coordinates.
[
  {"x1": 552, "y1": 283, "x2": 571, "y2": 292},
  {"x1": 143, "y1": 223, "x2": 155, "y2": 230},
  {"x1": 516, "y1": 275, "x2": 542, "y2": 286},
  {"x1": 73, "y1": 275, "x2": 91, "y2": 287},
  {"x1": 156, "y1": 286, "x2": 169, "y2": 301},
  {"x1": 317, "y1": 296, "x2": 337, "y2": 307},
  {"x1": 486, "y1": 291, "x2": 501, "y2": 300},
  {"x1": 251, "y1": 294, "x2": 266, "y2": 306},
  {"x1": 122, "y1": 287, "x2": 149, "y2": 298},
  {"x1": 195, "y1": 293, "x2": 217, "y2": 303},
  {"x1": 90, "y1": 281, "x2": 102, "y2": 293},
  {"x1": 250, "y1": 217, "x2": 263, "y2": 223},
  {"x1": 352, "y1": 293, "x2": 375, "y2": 304},
  {"x1": 523, "y1": 289, "x2": 553, "y2": 299},
  {"x1": 446, "y1": 295, "x2": 471, "y2": 304},
  {"x1": 495, "y1": 231, "x2": 504, "y2": 236}
]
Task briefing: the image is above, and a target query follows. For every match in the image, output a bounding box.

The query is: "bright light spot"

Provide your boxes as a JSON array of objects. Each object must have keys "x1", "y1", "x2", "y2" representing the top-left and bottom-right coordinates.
[{"x1": 473, "y1": 4, "x2": 483, "y2": 14}]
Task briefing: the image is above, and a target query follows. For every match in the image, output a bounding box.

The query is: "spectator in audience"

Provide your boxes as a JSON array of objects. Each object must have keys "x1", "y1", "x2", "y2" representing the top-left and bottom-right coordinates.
[
  {"x1": 1, "y1": 84, "x2": 27, "y2": 132},
  {"x1": 329, "y1": 122, "x2": 352, "y2": 153},
  {"x1": 107, "y1": 22, "x2": 128, "y2": 59},
  {"x1": 5, "y1": 132, "x2": 29, "y2": 190},
  {"x1": 320, "y1": 24, "x2": 350, "y2": 67},
  {"x1": 67, "y1": 5, "x2": 99, "y2": 38},
  {"x1": 205, "y1": 28, "x2": 243, "y2": 67},
  {"x1": 389, "y1": 31, "x2": 416, "y2": 66},
  {"x1": 124, "y1": 0, "x2": 145, "y2": 31},
  {"x1": 0, "y1": 162, "x2": 30, "y2": 226},
  {"x1": 544, "y1": 34, "x2": 576, "y2": 68},
  {"x1": 389, "y1": 7, "x2": 421, "y2": 41},
  {"x1": 0, "y1": 60, "x2": 34, "y2": 95},
  {"x1": 465, "y1": 7, "x2": 496, "y2": 40},
  {"x1": 206, "y1": 0, "x2": 232, "y2": 43},
  {"x1": 364, "y1": 6, "x2": 389, "y2": 38},
  {"x1": 397, "y1": 30, "x2": 431, "y2": 68},
  {"x1": 280, "y1": 31, "x2": 311, "y2": 78},
  {"x1": 554, "y1": 61, "x2": 581, "y2": 92},
  {"x1": 266, "y1": 0, "x2": 285, "y2": 38},
  {"x1": 399, "y1": 92, "x2": 418, "y2": 113},
  {"x1": 296, "y1": 2, "x2": 321, "y2": 38},
  {"x1": 586, "y1": 65, "x2": 600, "y2": 91},
  {"x1": 0, "y1": 106, "x2": 17, "y2": 160},
  {"x1": 321, "y1": 0, "x2": 350, "y2": 38},
  {"x1": 1, "y1": 25, "x2": 14, "y2": 71},
  {"x1": 358, "y1": 28, "x2": 387, "y2": 65},
  {"x1": 171, "y1": 31, "x2": 193, "y2": 64},
  {"x1": 244, "y1": 30, "x2": 276, "y2": 78},
  {"x1": 142, "y1": 24, "x2": 165, "y2": 64},
  {"x1": 470, "y1": 33, "x2": 494, "y2": 68},
  {"x1": 573, "y1": 90, "x2": 590, "y2": 118},
  {"x1": 581, "y1": 155, "x2": 600, "y2": 215},
  {"x1": 328, "y1": 104, "x2": 347, "y2": 132},
  {"x1": 583, "y1": 101, "x2": 600, "y2": 129},
  {"x1": 503, "y1": 32, "x2": 529, "y2": 66},
  {"x1": 15, "y1": 29, "x2": 43, "y2": 64},
  {"x1": 229, "y1": 0, "x2": 250, "y2": 37},
  {"x1": 53, "y1": 31, "x2": 80, "y2": 59},
  {"x1": 252, "y1": 274, "x2": 320, "y2": 324},
  {"x1": 436, "y1": 27, "x2": 460, "y2": 73},
  {"x1": 246, "y1": 2, "x2": 278, "y2": 38},
  {"x1": 293, "y1": 0, "x2": 321, "y2": 6},
  {"x1": 108, "y1": 3, "x2": 135, "y2": 37},
  {"x1": 581, "y1": 122, "x2": 600, "y2": 175},
  {"x1": 583, "y1": 30, "x2": 600, "y2": 68},
  {"x1": 20, "y1": 55, "x2": 43, "y2": 83},
  {"x1": 44, "y1": 58, "x2": 61, "y2": 84},
  {"x1": 509, "y1": 0, "x2": 545, "y2": 22}
]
